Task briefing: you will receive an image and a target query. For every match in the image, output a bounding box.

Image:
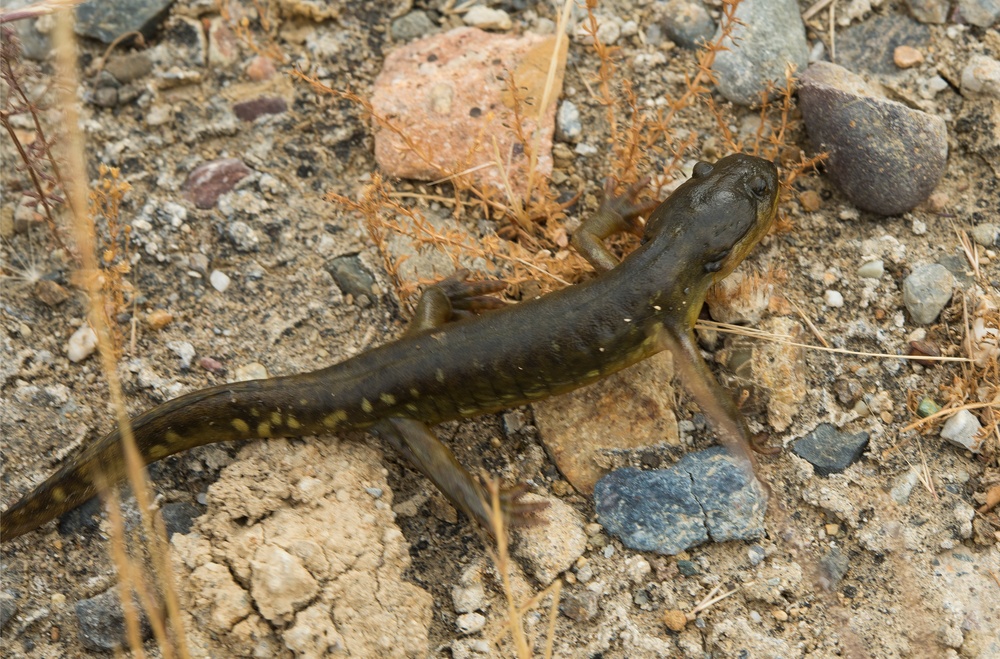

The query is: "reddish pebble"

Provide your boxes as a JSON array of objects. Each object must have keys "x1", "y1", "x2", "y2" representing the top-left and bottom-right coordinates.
[
  {"x1": 233, "y1": 96, "x2": 288, "y2": 121},
  {"x1": 246, "y1": 56, "x2": 276, "y2": 82},
  {"x1": 798, "y1": 190, "x2": 822, "y2": 212},
  {"x1": 198, "y1": 356, "x2": 226, "y2": 374},
  {"x1": 893, "y1": 45, "x2": 923, "y2": 69},
  {"x1": 183, "y1": 158, "x2": 252, "y2": 209}
]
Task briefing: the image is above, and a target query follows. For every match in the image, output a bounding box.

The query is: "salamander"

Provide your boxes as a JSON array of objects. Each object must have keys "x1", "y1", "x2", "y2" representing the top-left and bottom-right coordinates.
[{"x1": 0, "y1": 154, "x2": 779, "y2": 542}]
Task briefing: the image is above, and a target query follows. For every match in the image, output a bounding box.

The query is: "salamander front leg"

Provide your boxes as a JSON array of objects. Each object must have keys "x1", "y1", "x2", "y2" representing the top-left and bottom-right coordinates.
[
  {"x1": 571, "y1": 177, "x2": 659, "y2": 273},
  {"x1": 403, "y1": 269, "x2": 507, "y2": 336}
]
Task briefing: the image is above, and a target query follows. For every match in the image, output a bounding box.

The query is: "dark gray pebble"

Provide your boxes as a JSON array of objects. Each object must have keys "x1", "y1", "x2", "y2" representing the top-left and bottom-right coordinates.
[
  {"x1": 711, "y1": 0, "x2": 808, "y2": 106},
  {"x1": 937, "y1": 253, "x2": 975, "y2": 289},
  {"x1": 560, "y1": 589, "x2": 600, "y2": 622},
  {"x1": 660, "y1": 0, "x2": 716, "y2": 50},
  {"x1": 391, "y1": 10, "x2": 437, "y2": 42},
  {"x1": 676, "y1": 559, "x2": 699, "y2": 576},
  {"x1": 595, "y1": 447, "x2": 766, "y2": 555},
  {"x1": 904, "y1": 0, "x2": 949, "y2": 23},
  {"x1": 58, "y1": 496, "x2": 104, "y2": 537},
  {"x1": 818, "y1": 546, "x2": 850, "y2": 590},
  {"x1": 183, "y1": 158, "x2": 252, "y2": 210},
  {"x1": 0, "y1": 595, "x2": 18, "y2": 630},
  {"x1": 799, "y1": 62, "x2": 948, "y2": 216},
  {"x1": 792, "y1": 423, "x2": 869, "y2": 476},
  {"x1": 160, "y1": 502, "x2": 202, "y2": 537},
  {"x1": 76, "y1": 0, "x2": 173, "y2": 44},
  {"x1": 325, "y1": 254, "x2": 377, "y2": 299},
  {"x1": 76, "y1": 589, "x2": 151, "y2": 651},
  {"x1": 835, "y1": 14, "x2": 930, "y2": 76}
]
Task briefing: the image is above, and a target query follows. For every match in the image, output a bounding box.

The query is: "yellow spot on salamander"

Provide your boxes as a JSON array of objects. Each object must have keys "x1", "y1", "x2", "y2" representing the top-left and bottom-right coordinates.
[
  {"x1": 323, "y1": 410, "x2": 348, "y2": 429},
  {"x1": 405, "y1": 403, "x2": 419, "y2": 413},
  {"x1": 409, "y1": 388, "x2": 420, "y2": 397},
  {"x1": 250, "y1": 408, "x2": 260, "y2": 418},
  {"x1": 271, "y1": 411, "x2": 282, "y2": 426},
  {"x1": 257, "y1": 422, "x2": 272, "y2": 438},
  {"x1": 164, "y1": 430, "x2": 182, "y2": 445},
  {"x1": 148, "y1": 444, "x2": 170, "y2": 459},
  {"x1": 231, "y1": 418, "x2": 250, "y2": 434},
  {"x1": 586, "y1": 369, "x2": 601, "y2": 379},
  {"x1": 287, "y1": 416, "x2": 301, "y2": 430},
  {"x1": 299, "y1": 398, "x2": 309, "y2": 406},
  {"x1": 380, "y1": 393, "x2": 396, "y2": 405},
  {"x1": 436, "y1": 369, "x2": 445, "y2": 383},
  {"x1": 51, "y1": 487, "x2": 65, "y2": 503},
  {"x1": 361, "y1": 398, "x2": 374, "y2": 413}
]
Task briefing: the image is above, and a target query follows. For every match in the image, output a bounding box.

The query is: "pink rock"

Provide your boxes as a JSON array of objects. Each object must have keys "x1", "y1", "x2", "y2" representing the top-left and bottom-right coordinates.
[
  {"x1": 372, "y1": 27, "x2": 566, "y2": 197},
  {"x1": 246, "y1": 55, "x2": 277, "y2": 82},
  {"x1": 208, "y1": 17, "x2": 239, "y2": 67},
  {"x1": 183, "y1": 158, "x2": 252, "y2": 209}
]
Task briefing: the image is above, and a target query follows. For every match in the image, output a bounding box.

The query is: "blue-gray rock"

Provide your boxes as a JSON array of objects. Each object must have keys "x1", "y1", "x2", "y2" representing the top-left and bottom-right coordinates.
[
  {"x1": 661, "y1": 0, "x2": 716, "y2": 50},
  {"x1": 595, "y1": 447, "x2": 766, "y2": 555},
  {"x1": 792, "y1": 423, "x2": 869, "y2": 476},
  {"x1": 76, "y1": 590, "x2": 151, "y2": 651},
  {"x1": 956, "y1": 0, "x2": 1000, "y2": 27},
  {"x1": 799, "y1": 62, "x2": 948, "y2": 216},
  {"x1": 836, "y1": 14, "x2": 929, "y2": 76},
  {"x1": 75, "y1": 0, "x2": 174, "y2": 44},
  {"x1": 904, "y1": 0, "x2": 949, "y2": 23},
  {"x1": 556, "y1": 101, "x2": 582, "y2": 142},
  {"x1": 711, "y1": 0, "x2": 808, "y2": 106},
  {"x1": 902, "y1": 264, "x2": 954, "y2": 324},
  {"x1": 325, "y1": 254, "x2": 376, "y2": 299},
  {"x1": 160, "y1": 501, "x2": 202, "y2": 537}
]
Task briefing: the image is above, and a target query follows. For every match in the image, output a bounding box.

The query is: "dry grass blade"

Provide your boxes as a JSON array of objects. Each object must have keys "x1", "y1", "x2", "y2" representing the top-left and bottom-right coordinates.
[
  {"x1": 52, "y1": 10, "x2": 189, "y2": 657},
  {"x1": 697, "y1": 319, "x2": 972, "y2": 363},
  {"x1": 953, "y1": 223, "x2": 981, "y2": 281},
  {"x1": 487, "y1": 481, "x2": 531, "y2": 658}
]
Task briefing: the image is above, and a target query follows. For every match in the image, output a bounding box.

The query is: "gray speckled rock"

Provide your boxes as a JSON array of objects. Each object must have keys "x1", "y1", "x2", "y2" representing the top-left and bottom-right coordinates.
[
  {"x1": 836, "y1": 14, "x2": 930, "y2": 76},
  {"x1": 711, "y1": 0, "x2": 808, "y2": 106},
  {"x1": 792, "y1": 423, "x2": 869, "y2": 476},
  {"x1": 903, "y1": 264, "x2": 954, "y2": 324},
  {"x1": 661, "y1": 0, "x2": 716, "y2": 50},
  {"x1": 799, "y1": 62, "x2": 948, "y2": 216},
  {"x1": 76, "y1": 0, "x2": 173, "y2": 44},
  {"x1": 595, "y1": 447, "x2": 766, "y2": 555},
  {"x1": 956, "y1": 0, "x2": 1000, "y2": 27},
  {"x1": 325, "y1": 254, "x2": 376, "y2": 299}
]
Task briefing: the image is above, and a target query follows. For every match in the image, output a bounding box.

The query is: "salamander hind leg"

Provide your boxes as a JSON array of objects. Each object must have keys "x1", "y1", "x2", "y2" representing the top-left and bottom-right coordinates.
[{"x1": 370, "y1": 418, "x2": 546, "y2": 534}]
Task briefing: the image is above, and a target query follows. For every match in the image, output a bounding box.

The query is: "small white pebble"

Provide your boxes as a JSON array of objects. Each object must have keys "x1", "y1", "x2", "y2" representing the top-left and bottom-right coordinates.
[
  {"x1": 857, "y1": 260, "x2": 884, "y2": 279},
  {"x1": 67, "y1": 324, "x2": 98, "y2": 362},
  {"x1": 911, "y1": 219, "x2": 927, "y2": 235},
  {"x1": 463, "y1": 6, "x2": 512, "y2": 31},
  {"x1": 210, "y1": 269, "x2": 231, "y2": 292},
  {"x1": 824, "y1": 290, "x2": 844, "y2": 307},
  {"x1": 456, "y1": 612, "x2": 486, "y2": 635}
]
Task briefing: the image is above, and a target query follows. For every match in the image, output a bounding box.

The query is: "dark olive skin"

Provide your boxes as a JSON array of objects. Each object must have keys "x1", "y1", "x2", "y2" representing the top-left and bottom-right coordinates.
[{"x1": 1, "y1": 154, "x2": 779, "y2": 542}]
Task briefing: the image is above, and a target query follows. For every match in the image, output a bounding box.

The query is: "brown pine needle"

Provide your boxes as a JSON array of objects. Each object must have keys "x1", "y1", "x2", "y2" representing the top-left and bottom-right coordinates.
[{"x1": 787, "y1": 298, "x2": 830, "y2": 348}]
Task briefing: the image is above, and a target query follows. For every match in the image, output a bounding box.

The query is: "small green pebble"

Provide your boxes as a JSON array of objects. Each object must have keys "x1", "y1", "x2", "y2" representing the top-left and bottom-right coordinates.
[{"x1": 917, "y1": 397, "x2": 941, "y2": 418}]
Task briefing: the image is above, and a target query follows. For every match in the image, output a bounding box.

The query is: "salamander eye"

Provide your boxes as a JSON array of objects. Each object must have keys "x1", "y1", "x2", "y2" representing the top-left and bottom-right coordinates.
[
  {"x1": 748, "y1": 176, "x2": 770, "y2": 199},
  {"x1": 692, "y1": 161, "x2": 714, "y2": 178}
]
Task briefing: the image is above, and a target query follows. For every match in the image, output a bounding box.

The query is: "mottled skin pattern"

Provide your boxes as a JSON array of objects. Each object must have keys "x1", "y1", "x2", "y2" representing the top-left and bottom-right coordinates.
[{"x1": 1, "y1": 154, "x2": 779, "y2": 542}]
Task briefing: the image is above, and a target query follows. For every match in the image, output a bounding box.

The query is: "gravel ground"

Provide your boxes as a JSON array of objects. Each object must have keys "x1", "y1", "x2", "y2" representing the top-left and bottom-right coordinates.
[{"x1": 1, "y1": 1, "x2": 998, "y2": 658}]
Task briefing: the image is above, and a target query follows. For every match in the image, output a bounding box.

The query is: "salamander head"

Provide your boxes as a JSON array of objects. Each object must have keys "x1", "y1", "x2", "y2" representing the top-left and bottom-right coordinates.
[{"x1": 644, "y1": 153, "x2": 779, "y2": 281}]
